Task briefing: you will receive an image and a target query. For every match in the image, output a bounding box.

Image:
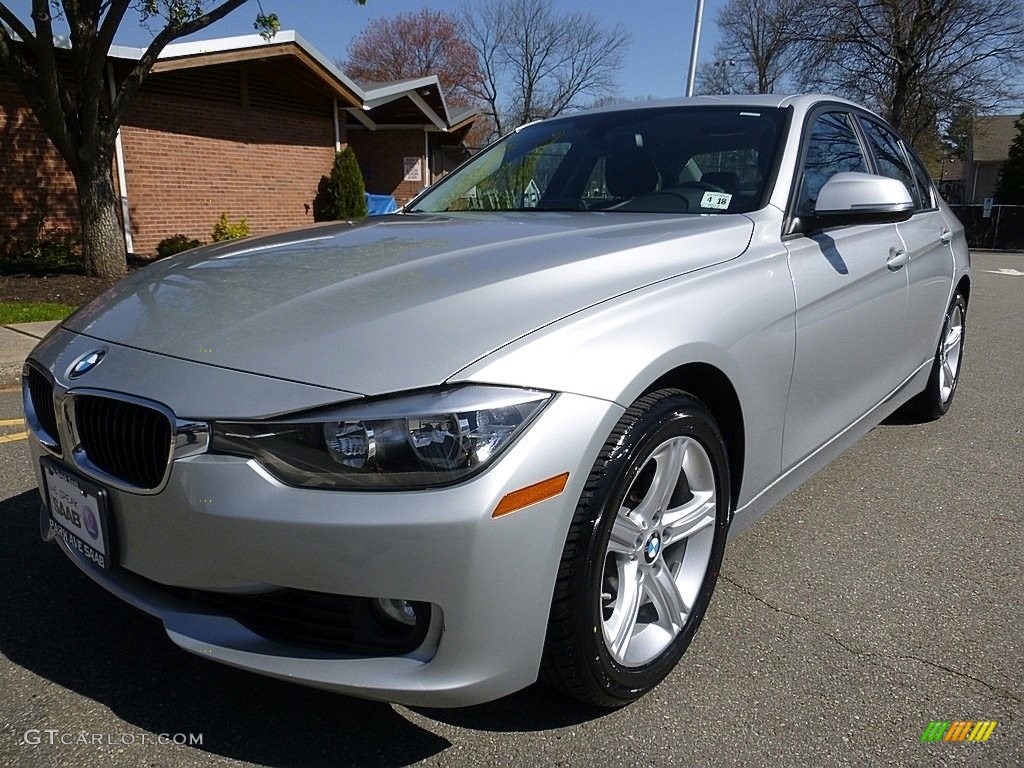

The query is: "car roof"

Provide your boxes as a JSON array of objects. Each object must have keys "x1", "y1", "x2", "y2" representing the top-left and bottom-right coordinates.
[{"x1": 576, "y1": 93, "x2": 873, "y2": 117}]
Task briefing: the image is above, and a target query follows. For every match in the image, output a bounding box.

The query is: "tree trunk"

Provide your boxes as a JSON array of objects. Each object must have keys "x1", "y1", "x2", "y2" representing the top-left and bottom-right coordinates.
[{"x1": 76, "y1": 168, "x2": 127, "y2": 279}]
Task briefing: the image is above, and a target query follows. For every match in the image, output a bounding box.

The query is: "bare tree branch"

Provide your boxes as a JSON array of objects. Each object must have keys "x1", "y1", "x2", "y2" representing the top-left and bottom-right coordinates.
[
  {"x1": 105, "y1": 0, "x2": 249, "y2": 144},
  {"x1": 463, "y1": 0, "x2": 628, "y2": 140},
  {"x1": 697, "y1": 0, "x2": 811, "y2": 95},
  {"x1": 0, "y1": 0, "x2": 342, "y2": 277},
  {"x1": 0, "y1": 21, "x2": 46, "y2": 116},
  {"x1": 461, "y1": 2, "x2": 506, "y2": 136},
  {"x1": 793, "y1": 0, "x2": 1024, "y2": 144},
  {"x1": 86, "y1": 0, "x2": 130, "y2": 100},
  {"x1": 25, "y1": 0, "x2": 80, "y2": 162},
  {"x1": 0, "y1": 2, "x2": 37, "y2": 44}
]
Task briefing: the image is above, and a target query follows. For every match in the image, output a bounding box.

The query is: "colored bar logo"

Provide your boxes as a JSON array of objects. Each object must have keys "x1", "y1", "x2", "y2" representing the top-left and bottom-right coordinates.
[{"x1": 921, "y1": 721, "x2": 997, "y2": 742}]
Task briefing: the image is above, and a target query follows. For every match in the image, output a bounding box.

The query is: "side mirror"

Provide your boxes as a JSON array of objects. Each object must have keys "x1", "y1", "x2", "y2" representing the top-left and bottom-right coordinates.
[{"x1": 801, "y1": 172, "x2": 914, "y2": 231}]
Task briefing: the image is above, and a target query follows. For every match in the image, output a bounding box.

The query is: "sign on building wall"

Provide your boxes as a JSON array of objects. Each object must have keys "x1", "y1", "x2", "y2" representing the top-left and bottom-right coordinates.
[{"x1": 404, "y1": 157, "x2": 423, "y2": 183}]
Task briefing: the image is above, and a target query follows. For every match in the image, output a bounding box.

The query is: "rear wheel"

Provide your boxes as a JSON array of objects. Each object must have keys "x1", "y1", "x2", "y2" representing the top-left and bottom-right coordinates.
[
  {"x1": 541, "y1": 389, "x2": 731, "y2": 707},
  {"x1": 905, "y1": 291, "x2": 967, "y2": 420}
]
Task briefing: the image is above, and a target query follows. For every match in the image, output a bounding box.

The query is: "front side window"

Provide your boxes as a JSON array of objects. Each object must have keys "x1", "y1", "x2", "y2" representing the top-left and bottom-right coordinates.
[
  {"x1": 859, "y1": 118, "x2": 923, "y2": 209},
  {"x1": 906, "y1": 150, "x2": 936, "y2": 210},
  {"x1": 797, "y1": 111, "x2": 869, "y2": 215},
  {"x1": 409, "y1": 107, "x2": 787, "y2": 215}
]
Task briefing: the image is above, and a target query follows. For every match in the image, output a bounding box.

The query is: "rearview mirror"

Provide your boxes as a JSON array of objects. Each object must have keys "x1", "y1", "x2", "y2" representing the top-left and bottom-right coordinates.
[{"x1": 802, "y1": 172, "x2": 914, "y2": 231}]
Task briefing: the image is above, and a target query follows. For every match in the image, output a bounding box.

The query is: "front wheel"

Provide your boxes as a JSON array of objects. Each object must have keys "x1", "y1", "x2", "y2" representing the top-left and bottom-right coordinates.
[{"x1": 541, "y1": 389, "x2": 731, "y2": 707}]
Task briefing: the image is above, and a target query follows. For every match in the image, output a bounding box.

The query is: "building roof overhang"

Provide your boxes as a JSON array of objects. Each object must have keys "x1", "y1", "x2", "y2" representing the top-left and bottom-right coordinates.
[{"x1": 103, "y1": 31, "x2": 478, "y2": 134}]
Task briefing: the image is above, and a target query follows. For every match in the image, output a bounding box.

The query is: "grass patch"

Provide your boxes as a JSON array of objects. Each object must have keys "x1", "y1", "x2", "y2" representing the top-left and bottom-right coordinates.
[{"x1": 0, "y1": 302, "x2": 76, "y2": 324}]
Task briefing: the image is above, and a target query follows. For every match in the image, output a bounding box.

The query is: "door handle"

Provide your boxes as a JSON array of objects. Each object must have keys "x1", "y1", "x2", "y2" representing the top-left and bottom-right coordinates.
[
  {"x1": 887, "y1": 247, "x2": 909, "y2": 271},
  {"x1": 940, "y1": 228, "x2": 953, "y2": 244}
]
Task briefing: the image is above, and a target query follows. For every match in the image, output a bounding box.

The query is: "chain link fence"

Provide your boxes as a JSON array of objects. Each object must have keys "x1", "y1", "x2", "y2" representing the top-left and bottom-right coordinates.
[{"x1": 947, "y1": 205, "x2": 1024, "y2": 250}]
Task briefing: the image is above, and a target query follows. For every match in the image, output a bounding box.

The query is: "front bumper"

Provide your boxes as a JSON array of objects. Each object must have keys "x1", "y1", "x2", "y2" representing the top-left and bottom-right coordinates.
[{"x1": 27, "y1": 330, "x2": 624, "y2": 707}]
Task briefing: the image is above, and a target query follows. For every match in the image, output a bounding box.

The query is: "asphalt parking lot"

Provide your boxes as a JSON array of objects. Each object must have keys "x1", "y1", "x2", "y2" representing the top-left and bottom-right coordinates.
[{"x1": 0, "y1": 251, "x2": 1020, "y2": 768}]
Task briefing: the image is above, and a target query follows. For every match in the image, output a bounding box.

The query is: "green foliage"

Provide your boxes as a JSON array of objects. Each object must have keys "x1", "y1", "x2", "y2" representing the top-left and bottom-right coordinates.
[
  {"x1": 141, "y1": 1, "x2": 206, "y2": 29},
  {"x1": 144, "y1": 2, "x2": 365, "y2": 40},
  {"x1": 254, "y1": 12, "x2": 281, "y2": 40},
  {"x1": 0, "y1": 302, "x2": 76, "y2": 324},
  {"x1": 0, "y1": 235, "x2": 80, "y2": 276},
  {"x1": 156, "y1": 234, "x2": 204, "y2": 258},
  {"x1": 211, "y1": 213, "x2": 251, "y2": 242},
  {"x1": 994, "y1": 114, "x2": 1024, "y2": 205},
  {"x1": 313, "y1": 148, "x2": 369, "y2": 221},
  {"x1": 943, "y1": 109, "x2": 974, "y2": 160}
]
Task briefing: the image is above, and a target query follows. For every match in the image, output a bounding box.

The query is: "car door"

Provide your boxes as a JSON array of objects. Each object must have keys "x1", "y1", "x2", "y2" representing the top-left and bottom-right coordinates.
[
  {"x1": 781, "y1": 109, "x2": 910, "y2": 469},
  {"x1": 857, "y1": 115, "x2": 955, "y2": 369}
]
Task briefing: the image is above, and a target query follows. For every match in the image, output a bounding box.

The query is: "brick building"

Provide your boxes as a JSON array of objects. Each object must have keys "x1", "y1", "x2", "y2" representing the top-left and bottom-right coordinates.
[{"x1": 1, "y1": 32, "x2": 477, "y2": 255}]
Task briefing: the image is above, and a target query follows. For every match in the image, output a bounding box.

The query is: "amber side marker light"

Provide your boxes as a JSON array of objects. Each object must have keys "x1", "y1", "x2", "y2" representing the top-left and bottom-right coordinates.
[{"x1": 492, "y1": 472, "x2": 570, "y2": 518}]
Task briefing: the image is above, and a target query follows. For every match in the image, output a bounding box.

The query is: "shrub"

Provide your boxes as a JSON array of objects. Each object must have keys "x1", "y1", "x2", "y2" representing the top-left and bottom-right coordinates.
[
  {"x1": 156, "y1": 234, "x2": 204, "y2": 258},
  {"x1": 211, "y1": 213, "x2": 251, "y2": 242},
  {"x1": 0, "y1": 234, "x2": 80, "y2": 275},
  {"x1": 313, "y1": 147, "x2": 368, "y2": 221}
]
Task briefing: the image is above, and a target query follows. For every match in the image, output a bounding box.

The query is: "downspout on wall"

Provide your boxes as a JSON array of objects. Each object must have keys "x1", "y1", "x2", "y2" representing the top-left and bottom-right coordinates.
[
  {"x1": 106, "y1": 62, "x2": 134, "y2": 254},
  {"x1": 333, "y1": 98, "x2": 342, "y2": 152},
  {"x1": 424, "y1": 130, "x2": 430, "y2": 190}
]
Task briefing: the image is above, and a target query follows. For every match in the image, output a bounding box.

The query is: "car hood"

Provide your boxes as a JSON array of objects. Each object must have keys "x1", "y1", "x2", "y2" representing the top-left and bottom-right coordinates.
[{"x1": 64, "y1": 212, "x2": 752, "y2": 395}]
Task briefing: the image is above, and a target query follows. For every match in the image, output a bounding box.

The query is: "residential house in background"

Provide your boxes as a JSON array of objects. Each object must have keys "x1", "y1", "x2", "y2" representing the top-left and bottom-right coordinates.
[
  {"x1": 936, "y1": 156, "x2": 964, "y2": 204},
  {"x1": 0, "y1": 32, "x2": 477, "y2": 255},
  {"x1": 962, "y1": 114, "x2": 1018, "y2": 204},
  {"x1": 347, "y1": 76, "x2": 478, "y2": 201}
]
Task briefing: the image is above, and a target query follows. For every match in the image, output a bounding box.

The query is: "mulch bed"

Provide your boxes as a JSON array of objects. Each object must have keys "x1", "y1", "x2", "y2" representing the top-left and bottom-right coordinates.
[{"x1": 0, "y1": 273, "x2": 121, "y2": 306}]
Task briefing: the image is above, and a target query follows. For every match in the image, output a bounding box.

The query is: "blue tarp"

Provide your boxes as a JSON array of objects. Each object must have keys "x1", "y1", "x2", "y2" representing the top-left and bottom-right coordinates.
[{"x1": 365, "y1": 193, "x2": 398, "y2": 216}]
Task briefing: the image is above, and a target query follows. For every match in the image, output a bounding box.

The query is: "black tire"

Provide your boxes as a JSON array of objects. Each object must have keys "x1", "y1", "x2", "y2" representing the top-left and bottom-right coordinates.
[
  {"x1": 540, "y1": 389, "x2": 731, "y2": 707},
  {"x1": 904, "y1": 291, "x2": 967, "y2": 421}
]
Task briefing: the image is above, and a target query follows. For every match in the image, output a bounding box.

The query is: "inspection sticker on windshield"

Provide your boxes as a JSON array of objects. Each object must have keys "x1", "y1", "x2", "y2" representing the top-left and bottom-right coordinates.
[{"x1": 701, "y1": 191, "x2": 732, "y2": 210}]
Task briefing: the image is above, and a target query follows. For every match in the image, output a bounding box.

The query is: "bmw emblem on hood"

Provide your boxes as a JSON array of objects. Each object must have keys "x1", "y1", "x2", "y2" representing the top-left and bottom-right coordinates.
[{"x1": 69, "y1": 350, "x2": 105, "y2": 379}]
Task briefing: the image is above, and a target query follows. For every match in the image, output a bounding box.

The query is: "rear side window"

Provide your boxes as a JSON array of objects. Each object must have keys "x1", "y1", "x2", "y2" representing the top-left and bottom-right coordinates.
[
  {"x1": 798, "y1": 112, "x2": 869, "y2": 215},
  {"x1": 859, "y1": 118, "x2": 922, "y2": 209}
]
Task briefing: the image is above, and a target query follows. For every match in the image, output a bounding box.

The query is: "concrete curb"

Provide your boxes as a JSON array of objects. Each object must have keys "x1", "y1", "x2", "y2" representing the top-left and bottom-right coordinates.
[
  {"x1": 0, "y1": 322, "x2": 58, "y2": 389},
  {"x1": 0, "y1": 362, "x2": 25, "y2": 390}
]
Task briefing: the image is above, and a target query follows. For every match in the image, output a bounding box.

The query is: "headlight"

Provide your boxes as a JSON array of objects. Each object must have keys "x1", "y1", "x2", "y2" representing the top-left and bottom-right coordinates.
[{"x1": 211, "y1": 386, "x2": 551, "y2": 489}]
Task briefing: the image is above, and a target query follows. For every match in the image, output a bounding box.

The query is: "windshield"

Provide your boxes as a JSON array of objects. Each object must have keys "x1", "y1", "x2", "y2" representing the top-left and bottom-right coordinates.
[{"x1": 410, "y1": 106, "x2": 786, "y2": 215}]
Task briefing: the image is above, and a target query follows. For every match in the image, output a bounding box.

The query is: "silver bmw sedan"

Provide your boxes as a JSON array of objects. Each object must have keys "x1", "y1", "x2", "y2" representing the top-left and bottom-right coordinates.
[{"x1": 23, "y1": 94, "x2": 970, "y2": 708}]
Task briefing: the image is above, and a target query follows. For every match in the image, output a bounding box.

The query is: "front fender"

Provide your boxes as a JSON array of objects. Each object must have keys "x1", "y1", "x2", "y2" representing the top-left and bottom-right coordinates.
[{"x1": 451, "y1": 240, "x2": 797, "y2": 510}]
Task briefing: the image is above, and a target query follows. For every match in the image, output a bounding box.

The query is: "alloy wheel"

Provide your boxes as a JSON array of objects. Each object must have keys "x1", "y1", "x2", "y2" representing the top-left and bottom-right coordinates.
[
  {"x1": 600, "y1": 435, "x2": 717, "y2": 667},
  {"x1": 938, "y1": 302, "x2": 964, "y2": 404}
]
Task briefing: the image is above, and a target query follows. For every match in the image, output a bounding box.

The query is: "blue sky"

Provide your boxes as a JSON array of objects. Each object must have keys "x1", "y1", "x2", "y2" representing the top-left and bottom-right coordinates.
[{"x1": 6, "y1": 0, "x2": 726, "y2": 100}]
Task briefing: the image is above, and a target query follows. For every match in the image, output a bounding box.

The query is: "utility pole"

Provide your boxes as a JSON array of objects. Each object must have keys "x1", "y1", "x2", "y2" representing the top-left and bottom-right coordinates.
[{"x1": 686, "y1": 0, "x2": 706, "y2": 97}]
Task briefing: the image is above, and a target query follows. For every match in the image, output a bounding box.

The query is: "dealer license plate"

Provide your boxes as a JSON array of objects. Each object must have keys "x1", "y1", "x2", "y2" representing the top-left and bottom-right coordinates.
[{"x1": 42, "y1": 459, "x2": 112, "y2": 570}]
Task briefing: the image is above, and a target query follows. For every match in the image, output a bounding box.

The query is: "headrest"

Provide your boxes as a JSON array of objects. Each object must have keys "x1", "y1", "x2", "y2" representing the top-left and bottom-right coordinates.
[{"x1": 605, "y1": 151, "x2": 659, "y2": 198}]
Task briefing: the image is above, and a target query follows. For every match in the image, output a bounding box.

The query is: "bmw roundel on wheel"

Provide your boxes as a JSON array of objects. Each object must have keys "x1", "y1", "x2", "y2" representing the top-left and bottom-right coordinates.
[{"x1": 23, "y1": 94, "x2": 970, "y2": 708}]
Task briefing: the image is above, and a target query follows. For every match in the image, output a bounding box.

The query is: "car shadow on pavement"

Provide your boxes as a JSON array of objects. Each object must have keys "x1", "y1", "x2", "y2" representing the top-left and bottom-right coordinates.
[
  {"x1": 880, "y1": 408, "x2": 929, "y2": 427},
  {"x1": 411, "y1": 686, "x2": 610, "y2": 732},
  {"x1": 0, "y1": 489, "x2": 449, "y2": 768}
]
